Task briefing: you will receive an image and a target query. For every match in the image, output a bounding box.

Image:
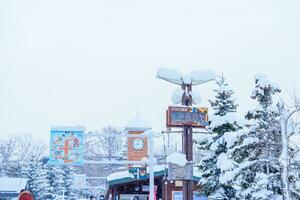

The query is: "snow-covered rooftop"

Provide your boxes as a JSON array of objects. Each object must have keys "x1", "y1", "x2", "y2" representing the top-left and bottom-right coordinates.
[
  {"x1": 106, "y1": 165, "x2": 201, "y2": 183},
  {"x1": 107, "y1": 171, "x2": 134, "y2": 182},
  {"x1": 0, "y1": 177, "x2": 27, "y2": 193},
  {"x1": 125, "y1": 114, "x2": 151, "y2": 131}
]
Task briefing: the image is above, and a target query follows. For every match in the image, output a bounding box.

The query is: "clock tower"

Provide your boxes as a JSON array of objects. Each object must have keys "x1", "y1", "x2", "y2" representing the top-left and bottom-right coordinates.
[{"x1": 125, "y1": 114, "x2": 151, "y2": 168}]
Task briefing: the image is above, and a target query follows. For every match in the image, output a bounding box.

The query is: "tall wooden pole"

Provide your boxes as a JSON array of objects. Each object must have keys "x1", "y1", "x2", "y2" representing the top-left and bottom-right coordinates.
[{"x1": 182, "y1": 84, "x2": 193, "y2": 200}]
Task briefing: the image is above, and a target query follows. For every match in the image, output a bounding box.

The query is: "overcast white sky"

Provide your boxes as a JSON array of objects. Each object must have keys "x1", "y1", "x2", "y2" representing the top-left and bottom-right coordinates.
[{"x1": 1, "y1": 0, "x2": 299, "y2": 143}]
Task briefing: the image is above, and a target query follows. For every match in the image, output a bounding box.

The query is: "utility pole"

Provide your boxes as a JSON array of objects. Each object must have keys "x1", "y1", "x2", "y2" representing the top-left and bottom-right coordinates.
[{"x1": 181, "y1": 83, "x2": 193, "y2": 200}]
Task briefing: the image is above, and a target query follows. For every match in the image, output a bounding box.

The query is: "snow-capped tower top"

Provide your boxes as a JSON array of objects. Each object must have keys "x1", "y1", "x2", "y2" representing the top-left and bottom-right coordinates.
[{"x1": 125, "y1": 113, "x2": 151, "y2": 131}]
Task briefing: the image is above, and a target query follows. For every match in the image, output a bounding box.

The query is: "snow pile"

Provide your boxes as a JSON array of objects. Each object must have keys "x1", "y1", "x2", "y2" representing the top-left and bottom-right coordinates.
[
  {"x1": 219, "y1": 160, "x2": 256, "y2": 184},
  {"x1": 189, "y1": 90, "x2": 202, "y2": 105},
  {"x1": 189, "y1": 70, "x2": 218, "y2": 85},
  {"x1": 252, "y1": 74, "x2": 281, "y2": 97},
  {"x1": 295, "y1": 181, "x2": 300, "y2": 190},
  {"x1": 222, "y1": 130, "x2": 247, "y2": 148},
  {"x1": 157, "y1": 67, "x2": 217, "y2": 85},
  {"x1": 194, "y1": 133, "x2": 214, "y2": 144},
  {"x1": 107, "y1": 171, "x2": 134, "y2": 182},
  {"x1": 227, "y1": 137, "x2": 259, "y2": 156},
  {"x1": 210, "y1": 113, "x2": 244, "y2": 129},
  {"x1": 210, "y1": 140, "x2": 219, "y2": 151},
  {"x1": 210, "y1": 130, "x2": 247, "y2": 151},
  {"x1": 171, "y1": 88, "x2": 184, "y2": 104},
  {"x1": 166, "y1": 152, "x2": 187, "y2": 166},
  {"x1": 156, "y1": 67, "x2": 184, "y2": 85},
  {"x1": 255, "y1": 74, "x2": 280, "y2": 90},
  {"x1": 248, "y1": 104, "x2": 279, "y2": 115},
  {"x1": 217, "y1": 153, "x2": 235, "y2": 172},
  {"x1": 217, "y1": 84, "x2": 230, "y2": 93},
  {"x1": 251, "y1": 173, "x2": 274, "y2": 199},
  {"x1": 171, "y1": 88, "x2": 202, "y2": 105}
]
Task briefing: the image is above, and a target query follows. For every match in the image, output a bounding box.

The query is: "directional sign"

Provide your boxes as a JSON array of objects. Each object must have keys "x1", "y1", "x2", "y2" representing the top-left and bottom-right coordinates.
[
  {"x1": 129, "y1": 167, "x2": 147, "y2": 180},
  {"x1": 166, "y1": 106, "x2": 208, "y2": 128},
  {"x1": 49, "y1": 126, "x2": 84, "y2": 165}
]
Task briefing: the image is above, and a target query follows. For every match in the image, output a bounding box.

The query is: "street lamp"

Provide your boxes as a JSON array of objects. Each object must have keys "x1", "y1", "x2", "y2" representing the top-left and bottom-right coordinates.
[{"x1": 157, "y1": 67, "x2": 217, "y2": 200}]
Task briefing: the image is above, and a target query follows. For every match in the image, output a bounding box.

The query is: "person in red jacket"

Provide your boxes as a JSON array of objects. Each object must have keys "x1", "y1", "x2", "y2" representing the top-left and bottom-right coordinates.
[{"x1": 18, "y1": 190, "x2": 34, "y2": 200}]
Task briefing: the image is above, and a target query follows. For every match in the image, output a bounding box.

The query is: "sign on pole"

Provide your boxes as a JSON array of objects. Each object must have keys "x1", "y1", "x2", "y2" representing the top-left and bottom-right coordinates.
[
  {"x1": 168, "y1": 163, "x2": 193, "y2": 181},
  {"x1": 166, "y1": 106, "x2": 208, "y2": 128},
  {"x1": 49, "y1": 126, "x2": 84, "y2": 165}
]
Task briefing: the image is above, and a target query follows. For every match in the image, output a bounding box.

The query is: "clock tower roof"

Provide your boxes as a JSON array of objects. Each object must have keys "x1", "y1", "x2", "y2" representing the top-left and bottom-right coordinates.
[{"x1": 125, "y1": 114, "x2": 151, "y2": 131}]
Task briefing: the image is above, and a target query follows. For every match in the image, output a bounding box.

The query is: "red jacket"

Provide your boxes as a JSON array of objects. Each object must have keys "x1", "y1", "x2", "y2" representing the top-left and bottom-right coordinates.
[{"x1": 18, "y1": 191, "x2": 34, "y2": 200}]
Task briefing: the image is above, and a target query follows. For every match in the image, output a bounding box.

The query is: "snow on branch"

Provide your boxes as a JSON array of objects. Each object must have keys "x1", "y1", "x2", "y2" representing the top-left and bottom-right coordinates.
[{"x1": 209, "y1": 113, "x2": 244, "y2": 129}]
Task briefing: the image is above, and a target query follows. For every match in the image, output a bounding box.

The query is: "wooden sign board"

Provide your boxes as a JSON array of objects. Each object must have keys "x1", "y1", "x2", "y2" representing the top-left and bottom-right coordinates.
[
  {"x1": 168, "y1": 163, "x2": 193, "y2": 181},
  {"x1": 166, "y1": 106, "x2": 208, "y2": 128}
]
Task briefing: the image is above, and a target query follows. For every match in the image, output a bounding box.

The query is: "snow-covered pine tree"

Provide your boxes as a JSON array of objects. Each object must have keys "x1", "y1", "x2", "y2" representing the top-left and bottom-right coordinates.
[
  {"x1": 62, "y1": 165, "x2": 79, "y2": 200},
  {"x1": 224, "y1": 74, "x2": 282, "y2": 199},
  {"x1": 23, "y1": 154, "x2": 49, "y2": 200},
  {"x1": 45, "y1": 164, "x2": 65, "y2": 199},
  {"x1": 197, "y1": 75, "x2": 243, "y2": 199}
]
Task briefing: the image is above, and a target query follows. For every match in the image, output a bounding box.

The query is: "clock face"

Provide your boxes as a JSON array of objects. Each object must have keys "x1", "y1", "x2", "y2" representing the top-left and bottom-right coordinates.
[{"x1": 132, "y1": 138, "x2": 144, "y2": 150}]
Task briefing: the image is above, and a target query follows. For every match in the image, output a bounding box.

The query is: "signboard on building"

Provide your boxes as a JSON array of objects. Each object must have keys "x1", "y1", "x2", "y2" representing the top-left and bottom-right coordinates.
[
  {"x1": 129, "y1": 167, "x2": 147, "y2": 180},
  {"x1": 166, "y1": 106, "x2": 208, "y2": 128},
  {"x1": 49, "y1": 126, "x2": 84, "y2": 165}
]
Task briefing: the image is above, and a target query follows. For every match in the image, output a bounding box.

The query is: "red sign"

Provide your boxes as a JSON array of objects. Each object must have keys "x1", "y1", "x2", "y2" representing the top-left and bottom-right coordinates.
[{"x1": 166, "y1": 106, "x2": 208, "y2": 128}]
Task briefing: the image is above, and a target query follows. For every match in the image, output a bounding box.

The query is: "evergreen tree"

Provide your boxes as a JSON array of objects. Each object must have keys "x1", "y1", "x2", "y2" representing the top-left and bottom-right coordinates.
[
  {"x1": 197, "y1": 76, "x2": 243, "y2": 199},
  {"x1": 23, "y1": 154, "x2": 49, "y2": 199},
  {"x1": 62, "y1": 165, "x2": 79, "y2": 200},
  {"x1": 45, "y1": 164, "x2": 65, "y2": 199},
  {"x1": 224, "y1": 74, "x2": 282, "y2": 199}
]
